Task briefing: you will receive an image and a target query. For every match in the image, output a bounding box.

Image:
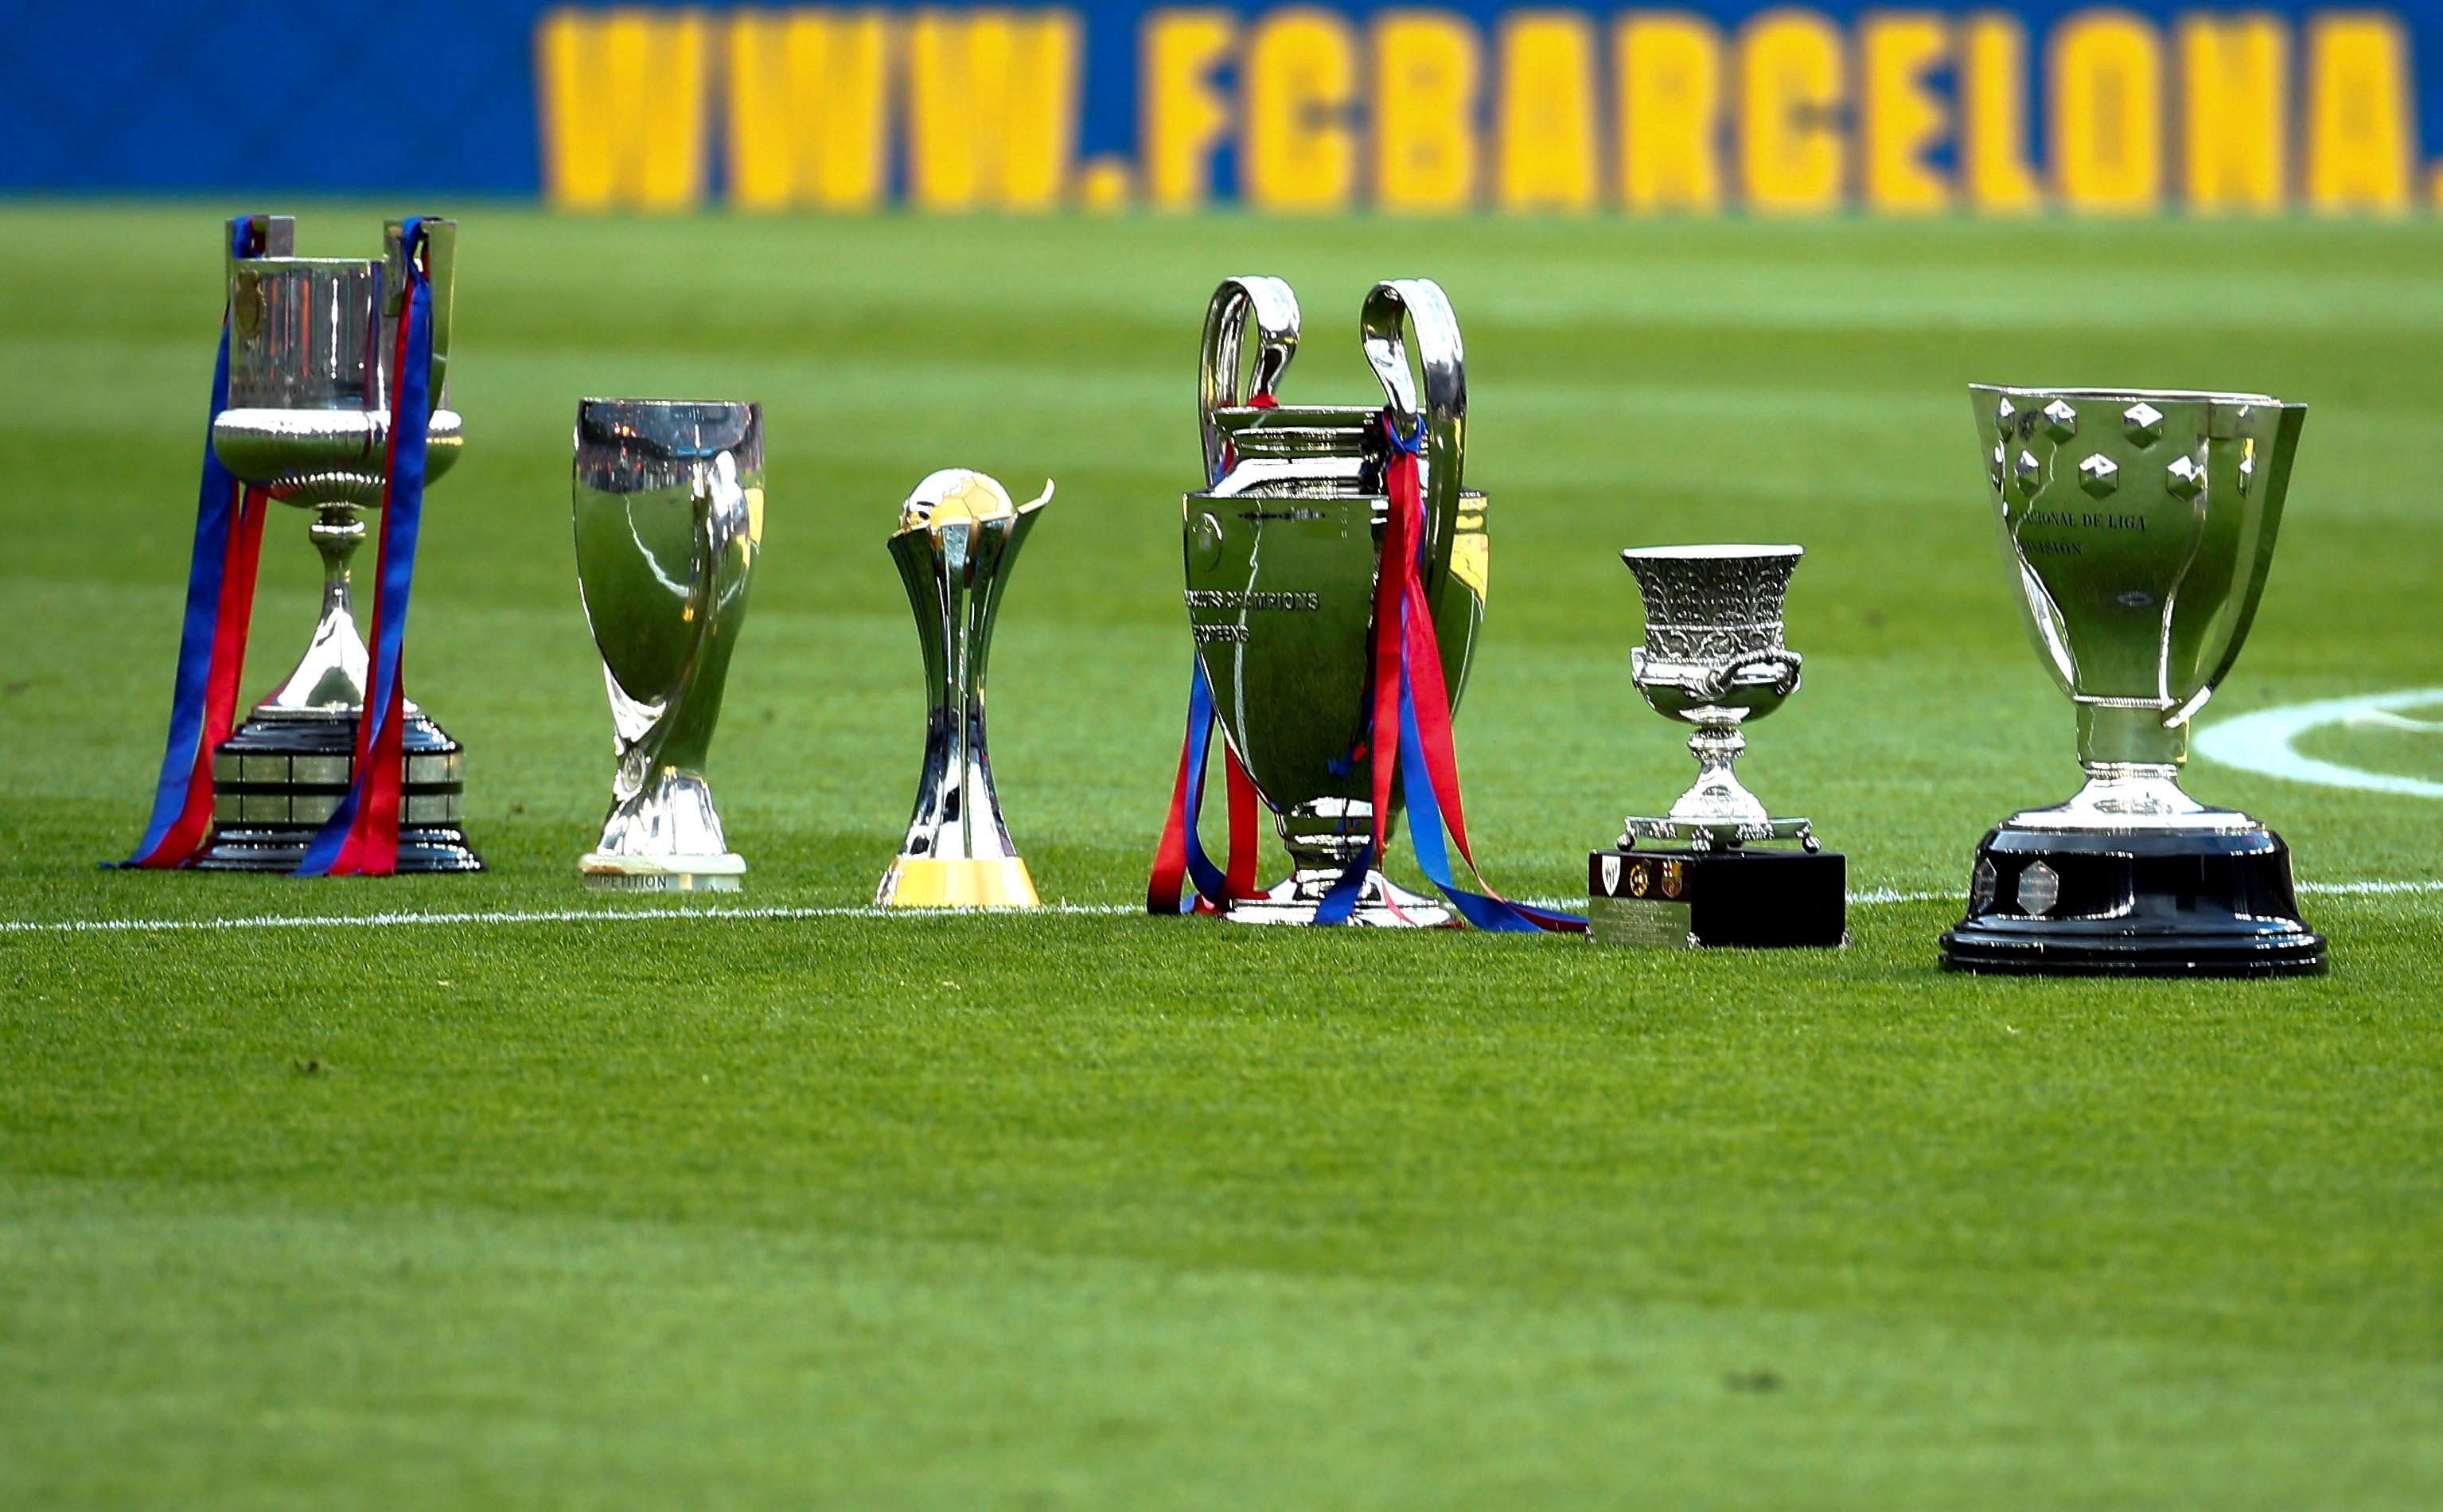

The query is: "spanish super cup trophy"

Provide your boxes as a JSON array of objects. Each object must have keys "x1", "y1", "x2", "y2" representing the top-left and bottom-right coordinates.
[
  {"x1": 1942, "y1": 387, "x2": 2325, "y2": 975},
  {"x1": 876, "y1": 470, "x2": 1052, "y2": 909},
  {"x1": 571, "y1": 399, "x2": 763, "y2": 890},
  {"x1": 1180, "y1": 276, "x2": 1488, "y2": 925},
  {"x1": 1588, "y1": 546, "x2": 1845, "y2": 948},
  {"x1": 199, "y1": 215, "x2": 478, "y2": 871}
]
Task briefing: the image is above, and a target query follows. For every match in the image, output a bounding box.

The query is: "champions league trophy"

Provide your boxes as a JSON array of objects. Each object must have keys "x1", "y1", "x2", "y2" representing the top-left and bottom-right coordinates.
[
  {"x1": 1942, "y1": 388, "x2": 2324, "y2": 975},
  {"x1": 1180, "y1": 276, "x2": 1489, "y2": 925},
  {"x1": 197, "y1": 215, "x2": 478, "y2": 871},
  {"x1": 876, "y1": 470, "x2": 1051, "y2": 909},
  {"x1": 571, "y1": 400, "x2": 763, "y2": 890},
  {"x1": 1588, "y1": 546, "x2": 1845, "y2": 949}
]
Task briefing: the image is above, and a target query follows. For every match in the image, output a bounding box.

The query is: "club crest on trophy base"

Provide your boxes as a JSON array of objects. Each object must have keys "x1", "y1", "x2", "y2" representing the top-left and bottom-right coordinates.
[
  {"x1": 194, "y1": 215, "x2": 479, "y2": 871},
  {"x1": 572, "y1": 399, "x2": 762, "y2": 890},
  {"x1": 1941, "y1": 387, "x2": 2324, "y2": 976},
  {"x1": 1588, "y1": 546, "x2": 1845, "y2": 949},
  {"x1": 876, "y1": 469, "x2": 1050, "y2": 909}
]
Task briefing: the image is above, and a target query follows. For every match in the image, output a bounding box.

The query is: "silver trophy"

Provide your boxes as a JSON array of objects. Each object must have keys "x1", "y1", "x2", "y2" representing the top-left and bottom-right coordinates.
[
  {"x1": 1183, "y1": 276, "x2": 1488, "y2": 926},
  {"x1": 1942, "y1": 387, "x2": 2324, "y2": 975},
  {"x1": 877, "y1": 470, "x2": 1050, "y2": 909},
  {"x1": 571, "y1": 400, "x2": 763, "y2": 890},
  {"x1": 198, "y1": 214, "x2": 478, "y2": 871},
  {"x1": 1592, "y1": 545, "x2": 1843, "y2": 949},
  {"x1": 1617, "y1": 546, "x2": 1814, "y2": 852}
]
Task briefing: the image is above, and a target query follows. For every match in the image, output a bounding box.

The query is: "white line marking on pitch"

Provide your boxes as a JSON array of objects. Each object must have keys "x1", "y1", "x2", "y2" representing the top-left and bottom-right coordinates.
[
  {"x1": 2196, "y1": 688, "x2": 2443, "y2": 799},
  {"x1": 3, "y1": 882, "x2": 2435, "y2": 937}
]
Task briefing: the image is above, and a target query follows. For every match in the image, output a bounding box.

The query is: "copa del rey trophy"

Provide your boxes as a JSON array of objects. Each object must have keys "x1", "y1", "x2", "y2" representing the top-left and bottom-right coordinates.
[
  {"x1": 115, "y1": 213, "x2": 478, "y2": 874},
  {"x1": 1942, "y1": 387, "x2": 2324, "y2": 975},
  {"x1": 571, "y1": 400, "x2": 763, "y2": 890},
  {"x1": 876, "y1": 469, "x2": 1051, "y2": 909},
  {"x1": 1588, "y1": 546, "x2": 1845, "y2": 949}
]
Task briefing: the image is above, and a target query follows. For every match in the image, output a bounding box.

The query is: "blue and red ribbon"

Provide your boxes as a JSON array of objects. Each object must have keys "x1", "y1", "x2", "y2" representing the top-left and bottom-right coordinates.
[
  {"x1": 1150, "y1": 395, "x2": 1269, "y2": 914},
  {"x1": 295, "y1": 217, "x2": 435, "y2": 879},
  {"x1": 112, "y1": 218, "x2": 274, "y2": 869},
  {"x1": 1314, "y1": 415, "x2": 1584, "y2": 931}
]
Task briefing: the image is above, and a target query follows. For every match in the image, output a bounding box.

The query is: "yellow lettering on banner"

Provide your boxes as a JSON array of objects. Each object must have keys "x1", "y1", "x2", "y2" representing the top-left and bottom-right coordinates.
[
  {"x1": 1245, "y1": 8, "x2": 1359, "y2": 211},
  {"x1": 1496, "y1": 12, "x2": 1599, "y2": 211},
  {"x1": 727, "y1": 10, "x2": 892, "y2": 212},
  {"x1": 2305, "y1": 14, "x2": 2413, "y2": 213},
  {"x1": 1962, "y1": 14, "x2": 2041, "y2": 212},
  {"x1": 536, "y1": 8, "x2": 710, "y2": 211},
  {"x1": 1374, "y1": 11, "x2": 1479, "y2": 212},
  {"x1": 907, "y1": 10, "x2": 1080, "y2": 212},
  {"x1": 1740, "y1": 10, "x2": 1845, "y2": 213},
  {"x1": 2179, "y1": 15, "x2": 2285, "y2": 215},
  {"x1": 1860, "y1": 12, "x2": 1950, "y2": 212},
  {"x1": 1617, "y1": 13, "x2": 1724, "y2": 212},
  {"x1": 2051, "y1": 11, "x2": 2163, "y2": 214},
  {"x1": 1144, "y1": 10, "x2": 1235, "y2": 208}
]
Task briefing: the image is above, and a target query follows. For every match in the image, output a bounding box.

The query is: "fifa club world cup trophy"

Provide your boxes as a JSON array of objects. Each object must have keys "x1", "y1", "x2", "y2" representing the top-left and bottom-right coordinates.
[
  {"x1": 876, "y1": 470, "x2": 1052, "y2": 909},
  {"x1": 1587, "y1": 547, "x2": 1845, "y2": 949},
  {"x1": 1942, "y1": 387, "x2": 2324, "y2": 976},
  {"x1": 116, "y1": 214, "x2": 477, "y2": 874},
  {"x1": 571, "y1": 400, "x2": 763, "y2": 890},
  {"x1": 1148, "y1": 277, "x2": 1579, "y2": 933}
]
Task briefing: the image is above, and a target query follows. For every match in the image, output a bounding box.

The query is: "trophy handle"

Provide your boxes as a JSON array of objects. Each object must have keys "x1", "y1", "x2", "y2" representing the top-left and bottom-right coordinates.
[
  {"x1": 1361, "y1": 279, "x2": 1467, "y2": 606},
  {"x1": 1697, "y1": 649, "x2": 1804, "y2": 703},
  {"x1": 1198, "y1": 276, "x2": 1301, "y2": 484},
  {"x1": 382, "y1": 216, "x2": 455, "y2": 410}
]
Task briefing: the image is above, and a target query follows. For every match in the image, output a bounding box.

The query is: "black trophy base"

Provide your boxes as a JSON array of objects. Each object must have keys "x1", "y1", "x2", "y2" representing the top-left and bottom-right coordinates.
[
  {"x1": 192, "y1": 711, "x2": 484, "y2": 874},
  {"x1": 1588, "y1": 848, "x2": 1847, "y2": 949},
  {"x1": 1940, "y1": 827, "x2": 2324, "y2": 977}
]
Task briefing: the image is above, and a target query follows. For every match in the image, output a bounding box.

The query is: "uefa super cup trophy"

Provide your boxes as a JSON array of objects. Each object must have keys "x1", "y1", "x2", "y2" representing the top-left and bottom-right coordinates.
[
  {"x1": 571, "y1": 399, "x2": 763, "y2": 890},
  {"x1": 876, "y1": 470, "x2": 1051, "y2": 908},
  {"x1": 1587, "y1": 546, "x2": 1845, "y2": 948},
  {"x1": 197, "y1": 214, "x2": 478, "y2": 871},
  {"x1": 1181, "y1": 276, "x2": 1488, "y2": 925},
  {"x1": 1942, "y1": 387, "x2": 2324, "y2": 975}
]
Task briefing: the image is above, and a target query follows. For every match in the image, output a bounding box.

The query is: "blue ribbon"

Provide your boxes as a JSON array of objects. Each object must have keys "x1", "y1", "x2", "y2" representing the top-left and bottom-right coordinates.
[
  {"x1": 113, "y1": 217, "x2": 259, "y2": 867},
  {"x1": 296, "y1": 216, "x2": 433, "y2": 877}
]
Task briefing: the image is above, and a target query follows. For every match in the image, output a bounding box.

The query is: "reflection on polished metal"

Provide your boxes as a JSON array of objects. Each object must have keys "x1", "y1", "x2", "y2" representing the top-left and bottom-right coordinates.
[
  {"x1": 1942, "y1": 386, "x2": 2324, "y2": 975},
  {"x1": 572, "y1": 400, "x2": 763, "y2": 890},
  {"x1": 197, "y1": 215, "x2": 479, "y2": 871},
  {"x1": 1616, "y1": 546, "x2": 1815, "y2": 852},
  {"x1": 876, "y1": 470, "x2": 1050, "y2": 909},
  {"x1": 1184, "y1": 276, "x2": 1486, "y2": 926}
]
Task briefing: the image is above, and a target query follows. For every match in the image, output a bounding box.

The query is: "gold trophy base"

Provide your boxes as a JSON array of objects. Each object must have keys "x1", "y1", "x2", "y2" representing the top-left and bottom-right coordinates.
[
  {"x1": 579, "y1": 851, "x2": 746, "y2": 892},
  {"x1": 877, "y1": 856, "x2": 1040, "y2": 910}
]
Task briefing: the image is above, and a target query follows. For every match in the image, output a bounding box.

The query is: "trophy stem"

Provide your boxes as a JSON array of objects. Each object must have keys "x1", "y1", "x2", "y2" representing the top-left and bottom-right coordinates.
[
  {"x1": 257, "y1": 505, "x2": 373, "y2": 716},
  {"x1": 2077, "y1": 702, "x2": 2188, "y2": 769},
  {"x1": 1666, "y1": 723, "x2": 1769, "y2": 828}
]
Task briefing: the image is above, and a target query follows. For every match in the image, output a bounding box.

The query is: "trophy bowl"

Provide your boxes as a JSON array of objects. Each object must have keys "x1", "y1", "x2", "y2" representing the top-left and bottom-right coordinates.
[
  {"x1": 572, "y1": 399, "x2": 762, "y2": 890},
  {"x1": 1942, "y1": 385, "x2": 2324, "y2": 975},
  {"x1": 1617, "y1": 544, "x2": 1811, "y2": 848}
]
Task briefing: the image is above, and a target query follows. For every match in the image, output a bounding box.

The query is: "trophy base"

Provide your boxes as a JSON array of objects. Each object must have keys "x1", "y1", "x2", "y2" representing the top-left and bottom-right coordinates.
[
  {"x1": 1225, "y1": 871, "x2": 1455, "y2": 928},
  {"x1": 579, "y1": 852, "x2": 744, "y2": 892},
  {"x1": 878, "y1": 855, "x2": 1041, "y2": 910},
  {"x1": 192, "y1": 711, "x2": 483, "y2": 874},
  {"x1": 1940, "y1": 826, "x2": 2326, "y2": 977},
  {"x1": 1588, "y1": 848, "x2": 1846, "y2": 949}
]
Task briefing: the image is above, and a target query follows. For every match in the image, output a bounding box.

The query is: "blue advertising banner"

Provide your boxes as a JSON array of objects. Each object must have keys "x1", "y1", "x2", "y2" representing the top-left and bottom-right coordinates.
[{"x1": 3, "y1": 3, "x2": 2437, "y2": 213}]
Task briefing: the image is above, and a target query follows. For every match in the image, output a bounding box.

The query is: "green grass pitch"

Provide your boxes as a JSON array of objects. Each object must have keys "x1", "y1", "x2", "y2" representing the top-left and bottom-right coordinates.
[{"x1": 2, "y1": 205, "x2": 2440, "y2": 1507}]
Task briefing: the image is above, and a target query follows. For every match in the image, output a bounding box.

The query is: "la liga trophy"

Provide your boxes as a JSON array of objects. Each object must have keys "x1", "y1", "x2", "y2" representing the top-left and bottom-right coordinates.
[
  {"x1": 1179, "y1": 276, "x2": 1489, "y2": 925},
  {"x1": 1588, "y1": 546, "x2": 1845, "y2": 949},
  {"x1": 571, "y1": 399, "x2": 763, "y2": 890},
  {"x1": 876, "y1": 470, "x2": 1051, "y2": 909},
  {"x1": 1941, "y1": 387, "x2": 2324, "y2": 976},
  {"x1": 198, "y1": 215, "x2": 478, "y2": 871}
]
